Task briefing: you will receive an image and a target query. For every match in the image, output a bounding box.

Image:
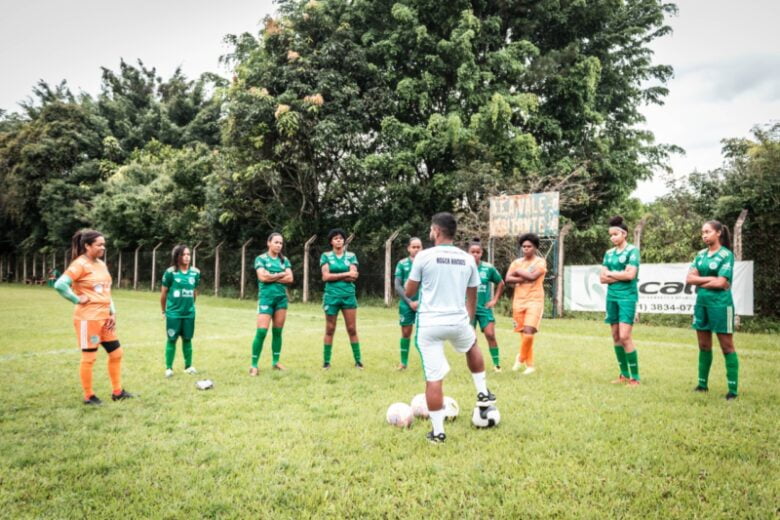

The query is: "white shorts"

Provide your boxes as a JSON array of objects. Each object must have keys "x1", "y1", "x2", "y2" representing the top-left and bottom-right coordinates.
[{"x1": 416, "y1": 323, "x2": 476, "y2": 381}]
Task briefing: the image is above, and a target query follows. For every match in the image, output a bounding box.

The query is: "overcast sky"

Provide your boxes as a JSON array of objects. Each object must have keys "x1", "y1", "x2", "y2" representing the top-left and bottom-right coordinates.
[{"x1": 2, "y1": 0, "x2": 777, "y2": 201}]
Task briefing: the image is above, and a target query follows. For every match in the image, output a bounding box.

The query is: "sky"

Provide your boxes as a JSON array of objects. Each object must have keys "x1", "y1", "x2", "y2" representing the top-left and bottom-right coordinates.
[{"x1": 1, "y1": 0, "x2": 777, "y2": 202}]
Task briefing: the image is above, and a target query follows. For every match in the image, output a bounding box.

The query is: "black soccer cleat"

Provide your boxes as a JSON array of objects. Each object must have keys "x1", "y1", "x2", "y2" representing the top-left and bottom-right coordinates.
[
  {"x1": 355, "y1": 362, "x2": 364, "y2": 370},
  {"x1": 694, "y1": 385, "x2": 709, "y2": 392},
  {"x1": 323, "y1": 362, "x2": 331, "y2": 370},
  {"x1": 83, "y1": 395, "x2": 102, "y2": 406},
  {"x1": 725, "y1": 392, "x2": 738, "y2": 401},
  {"x1": 476, "y1": 389, "x2": 497, "y2": 408},
  {"x1": 426, "y1": 431, "x2": 446, "y2": 444},
  {"x1": 111, "y1": 389, "x2": 135, "y2": 401}
]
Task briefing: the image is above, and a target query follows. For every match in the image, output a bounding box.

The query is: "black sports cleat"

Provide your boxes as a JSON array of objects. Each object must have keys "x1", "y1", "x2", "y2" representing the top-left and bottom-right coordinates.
[
  {"x1": 83, "y1": 395, "x2": 102, "y2": 406},
  {"x1": 725, "y1": 392, "x2": 738, "y2": 401},
  {"x1": 694, "y1": 385, "x2": 709, "y2": 392},
  {"x1": 111, "y1": 389, "x2": 135, "y2": 401},
  {"x1": 426, "y1": 431, "x2": 446, "y2": 444},
  {"x1": 355, "y1": 362, "x2": 364, "y2": 370},
  {"x1": 323, "y1": 362, "x2": 331, "y2": 370},
  {"x1": 476, "y1": 389, "x2": 497, "y2": 408}
]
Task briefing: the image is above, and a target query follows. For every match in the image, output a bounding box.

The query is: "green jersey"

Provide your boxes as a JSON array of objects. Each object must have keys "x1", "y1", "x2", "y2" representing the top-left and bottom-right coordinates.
[
  {"x1": 602, "y1": 244, "x2": 640, "y2": 301},
  {"x1": 691, "y1": 247, "x2": 734, "y2": 306},
  {"x1": 321, "y1": 251, "x2": 358, "y2": 298},
  {"x1": 394, "y1": 257, "x2": 418, "y2": 302},
  {"x1": 255, "y1": 253, "x2": 292, "y2": 300},
  {"x1": 162, "y1": 267, "x2": 200, "y2": 318},
  {"x1": 476, "y1": 262, "x2": 503, "y2": 309}
]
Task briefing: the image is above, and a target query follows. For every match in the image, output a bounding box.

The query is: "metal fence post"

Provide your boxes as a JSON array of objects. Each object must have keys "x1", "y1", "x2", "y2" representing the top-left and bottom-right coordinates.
[
  {"x1": 384, "y1": 230, "x2": 400, "y2": 306},
  {"x1": 192, "y1": 241, "x2": 202, "y2": 268},
  {"x1": 63, "y1": 249, "x2": 68, "y2": 273},
  {"x1": 151, "y1": 242, "x2": 163, "y2": 291},
  {"x1": 23, "y1": 252, "x2": 27, "y2": 283},
  {"x1": 117, "y1": 251, "x2": 123, "y2": 287},
  {"x1": 554, "y1": 223, "x2": 573, "y2": 318},
  {"x1": 733, "y1": 209, "x2": 749, "y2": 329},
  {"x1": 240, "y1": 238, "x2": 254, "y2": 299},
  {"x1": 633, "y1": 218, "x2": 647, "y2": 323},
  {"x1": 303, "y1": 235, "x2": 317, "y2": 303},
  {"x1": 133, "y1": 245, "x2": 141, "y2": 290},
  {"x1": 214, "y1": 241, "x2": 224, "y2": 296},
  {"x1": 32, "y1": 252, "x2": 37, "y2": 279}
]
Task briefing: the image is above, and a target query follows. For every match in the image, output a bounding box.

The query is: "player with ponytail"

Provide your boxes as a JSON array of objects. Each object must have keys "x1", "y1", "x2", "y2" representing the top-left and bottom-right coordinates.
[
  {"x1": 467, "y1": 238, "x2": 505, "y2": 371},
  {"x1": 160, "y1": 245, "x2": 200, "y2": 377},
  {"x1": 394, "y1": 237, "x2": 423, "y2": 370},
  {"x1": 686, "y1": 220, "x2": 740, "y2": 399},
  {"x1": 54, "y1": 229, "x2": 134, "y2": 404}
]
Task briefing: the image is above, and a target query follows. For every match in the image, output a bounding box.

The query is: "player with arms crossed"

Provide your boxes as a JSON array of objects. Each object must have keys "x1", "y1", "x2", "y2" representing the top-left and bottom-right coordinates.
[
  {"x1": 405, "y1": 213, "x2": 497, "y2": 444},
  {"x1": 505, "y1": 233, "x2": 547, "y2": 375},
  {"x1": 160, "y1": 245, "x2": 200, "y2": 377},
  {"x1": 394, "y1": 237, "x2": 423, "y2": 370},
  {"x1": 686, "y1": 220, "x2": 740, "y2": 400},
  {"x1": 600, "y1": 216, "x2": 641, "y2": 386},
  {"x1": 467, "y1": 238, "x2": 505, "y2": 371},
  {"x1": 54, "y1": 229, "x2": 134, "y2": 405},
  {"x1": 251, "y1": 232, "x2": 294, "y2": 374}
]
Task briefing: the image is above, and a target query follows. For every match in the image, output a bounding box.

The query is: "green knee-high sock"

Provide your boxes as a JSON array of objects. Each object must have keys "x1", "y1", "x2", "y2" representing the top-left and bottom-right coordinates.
[
  {"x1": 614, "y1": 346, "x2": 629, "y2": 378},
  {"x1": 698, "y1": 350, "x2": 713, "y2": 388},
  {"x1": 351, "y1": 342, "x2": 362, "y2": 363},
  {"x1": 489, "y1": 346, "x2": 500, "y2": 367},
  {"x1": 271, "y1": 328, "x2": 283, "y2": 365},
  {"x1": 165, "y1": 339, "x2": 176, "y2": 370},
  {"x1": 724, "y1": 352, "x2": 739, "y2": 395},
  {"x1": 626, "y1": 350, "x2": 639, "y2": 380},
  {"x1": 252, "y1": 328, "x2": 268, "y2": 368},
  {"x1": 400, "y1": 338, "x2": 410, "y2": 366},
  {"x1": 182, "y1": 339, "x2": 193, "y2": 368},
  {"x1": 323, "y1": 344, "x2": 333, "y2": 365}
]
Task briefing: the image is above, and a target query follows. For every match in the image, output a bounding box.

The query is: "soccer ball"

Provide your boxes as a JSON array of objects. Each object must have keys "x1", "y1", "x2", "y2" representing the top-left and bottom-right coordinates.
[
  {"x1": 386, "y1": 402, "x2": 414, "y2": 428},
  {"x1": 443, "y1": 396, "x2": 459, "y2": 421},
  {"x1": 410, "y1": 393, "x2": 429, "y2": 418},
  {"x1": 195, "y1": 379, "x2": 214, "y2": 390},
  {"x1": 471, "y1": 405, "x2": 500, "y2": 428}
]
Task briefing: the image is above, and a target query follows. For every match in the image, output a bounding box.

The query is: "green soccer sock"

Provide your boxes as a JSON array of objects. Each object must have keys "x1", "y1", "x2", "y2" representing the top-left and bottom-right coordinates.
[
  {"x1": 165, "y1": 339, "x2": 176, "y2": 370},
  {"x1": 182, "y1": 339, "x2": 193, "y2": 368},
  {"x1": 614, "y1": 346, "x2": 629, "y2": 378},
  {"x1": 323, "y1": 344, "x2": 333, "y2": 365},
  {"x1": 400, "y1": 338, "x2": 410, "y2": 366},
  {"x1": 489, "y1": 346, "x2": 500, "y2": 367},
  {"x1": 271, "y1": 328, "x2": 283, "y2": 366},
  {"x1": 351, "y1": 342, "x2": 362, "y2": 364},
  {"x1": 698, "y1": 349, "x2": 713, "y2": 388},
  {"x1": 724, "y1": 352, "x2": 739, "y2": 395},
  {"x1": 252, "y1": 328, "x2": 268, "y2": 368},
  {"x1": 626, "y1": 350, "x2": 639, "y2": 380}
]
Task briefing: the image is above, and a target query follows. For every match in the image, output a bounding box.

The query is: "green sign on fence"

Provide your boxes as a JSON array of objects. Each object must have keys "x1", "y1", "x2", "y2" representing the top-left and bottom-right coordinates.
[{"x1": 489, "y1": 192, "x2": 560, "y2": 237}]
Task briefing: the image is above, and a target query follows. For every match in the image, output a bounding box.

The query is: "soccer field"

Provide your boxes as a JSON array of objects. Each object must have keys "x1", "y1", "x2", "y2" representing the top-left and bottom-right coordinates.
[{"x1": 0, "y1": 285, "x2": 778, "y2": 518}]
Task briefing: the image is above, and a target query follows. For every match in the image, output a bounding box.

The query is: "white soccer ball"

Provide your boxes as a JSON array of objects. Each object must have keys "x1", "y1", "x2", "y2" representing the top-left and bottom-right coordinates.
[
  {"x1": 471, "y1": 405, "x2": 501, "y2": 428},
  {"x1": 443, "y1": 396, "x2": 459, "y2": 421},
  {"x1": 195, "y1": 379, "x2": 214, "y2": 390},
  {"x1": 410, "y1": 393, "x2": 429, "y2": 418},
  {"x1": 386, "y1": 402, "x2": 414, "y2": 428}
]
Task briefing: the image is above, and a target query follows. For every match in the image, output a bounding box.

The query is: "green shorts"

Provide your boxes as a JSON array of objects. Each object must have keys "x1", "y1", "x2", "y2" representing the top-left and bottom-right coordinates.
[
  {"x1": 605, "y1": 300, "x2": 636, "y2": 325},
  {"x1": 471, "y1": 309, "x2": 496, "y2": 331},
  {"x1": 166, "y1": 316, "x2": 195, "y2": 341},
  {"x1": 399, "y1": 302, "x2": 417, "y2": 327},
  {"x1": 323, "y1": 293, "x2": 357, "y2": 316},
  {"x1": 692, "y1": 304, "x2": 734, "y2": 334},
  {"x1": 258, "y1": 293, "x2": 288, "y2": 315}
]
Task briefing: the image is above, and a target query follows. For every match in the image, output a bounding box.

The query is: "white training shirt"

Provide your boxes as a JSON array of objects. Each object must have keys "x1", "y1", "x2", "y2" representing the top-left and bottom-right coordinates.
[{"x1": 408, "y1": 244, "x2": 480, "y2": 327}]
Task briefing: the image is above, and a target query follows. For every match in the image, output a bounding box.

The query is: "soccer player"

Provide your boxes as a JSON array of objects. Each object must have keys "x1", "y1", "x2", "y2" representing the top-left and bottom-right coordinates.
[
  {"x1": 505, "y1": 233, "x2": 547, "y2": 375},
  {"x1": 54, "y1": 229, "x2": 134, "y2": 405},
  {"x1": 686, "y1": 220, "x2": 739, "y2": 400},
  {"x1": 467, "y1": 238, "x2": 505, "y2": 371},
  {"x1": 251, "y1": 232, "x2": 293, "y2": 375},
  {"x1": 394, "y1": 237, "x2": 423, "y2": 370},
  {"x1": 405, "y1": 212, "x2": 497, "y2": 444},
  {"x1": 321, "y1": 228, "x2": 362, "y2": 369},
  {"x1": 599, "y1": 216, "x2": 641, "y2": 386},
  {"x1": 160, "y1": 245, "x2": 200, "y2": 377}
]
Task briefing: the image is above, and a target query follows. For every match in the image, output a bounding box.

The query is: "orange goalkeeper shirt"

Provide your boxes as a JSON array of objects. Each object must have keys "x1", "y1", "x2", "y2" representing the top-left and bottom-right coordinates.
[
  {"x1": 64, "y1": 255, "x2": 113, "y2": 320},
  {"x1": 509, "y1": 257, "x2": 547, "y2": 307}
]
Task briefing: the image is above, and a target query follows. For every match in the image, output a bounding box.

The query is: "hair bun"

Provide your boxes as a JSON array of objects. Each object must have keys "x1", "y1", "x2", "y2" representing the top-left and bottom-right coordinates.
[{"x1": 608, "y1": 216, "x2": 624, "y2": 227}]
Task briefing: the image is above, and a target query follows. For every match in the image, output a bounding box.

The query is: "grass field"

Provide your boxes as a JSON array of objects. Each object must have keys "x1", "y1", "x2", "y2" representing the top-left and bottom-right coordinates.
[{"x1": 1, "y1": 284, "x2": 778, "y2": 518}]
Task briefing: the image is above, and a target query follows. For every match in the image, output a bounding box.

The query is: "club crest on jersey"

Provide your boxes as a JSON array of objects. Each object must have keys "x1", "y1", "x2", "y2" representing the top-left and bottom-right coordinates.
[
  {"x1": 173, "y1": 290, "x2": 181, "y2": 298},
  {"x1": 189, "y1": 277, "x2": 195, "y2": 284},
  {"x1": 619, "y1": 255, "x2": 627, "y2": 262},
  {"x1": 709, "y1": 262, "x2": 718, "y2": 270}
]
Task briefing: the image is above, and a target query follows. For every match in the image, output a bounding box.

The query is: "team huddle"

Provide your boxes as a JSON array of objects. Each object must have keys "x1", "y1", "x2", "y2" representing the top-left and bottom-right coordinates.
[{"x1": 54, "y1": 212, "x2": 741, "y2": 442}]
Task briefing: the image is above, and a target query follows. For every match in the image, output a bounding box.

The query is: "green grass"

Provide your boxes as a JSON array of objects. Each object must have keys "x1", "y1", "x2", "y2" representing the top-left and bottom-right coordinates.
[{"x1": 0, "y1": 284, "x2": 778, "y2": 518}]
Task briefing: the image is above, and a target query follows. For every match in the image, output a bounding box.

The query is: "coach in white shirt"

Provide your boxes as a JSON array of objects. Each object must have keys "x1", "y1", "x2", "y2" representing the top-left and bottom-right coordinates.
[{"x1": 405, "y1": 212, "x2": 497, "y2": 444}]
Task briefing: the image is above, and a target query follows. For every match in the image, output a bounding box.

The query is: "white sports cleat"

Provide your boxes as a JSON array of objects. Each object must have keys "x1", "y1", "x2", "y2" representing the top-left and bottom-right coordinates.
[
  {"x1": 522, "y1": 366, "x2": 536, "y2": 375},
  {"x1": 184, "y1": 366, "x2": 198, "y2": 375},
  {"x1": 512, "y1": 355, "x2": 524, "y2": 372},
  {"x1": 165, "y1": 369, "x2": 174, "y2": 378}
]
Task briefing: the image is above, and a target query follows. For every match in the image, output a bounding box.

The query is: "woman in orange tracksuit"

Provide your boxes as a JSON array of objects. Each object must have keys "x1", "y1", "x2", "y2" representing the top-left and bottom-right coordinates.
[{"x1": 54, "y1": 229, "x2": 134, "y2": 405}]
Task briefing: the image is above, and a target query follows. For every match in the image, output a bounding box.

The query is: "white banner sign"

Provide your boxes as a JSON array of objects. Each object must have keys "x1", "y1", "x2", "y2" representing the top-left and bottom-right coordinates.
[{"x1": 564, "y1": 262, "x2": 754, "y2": 316}]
